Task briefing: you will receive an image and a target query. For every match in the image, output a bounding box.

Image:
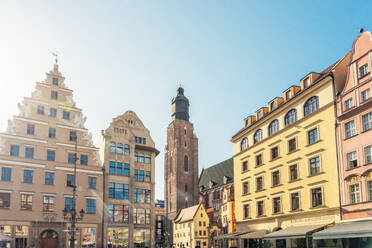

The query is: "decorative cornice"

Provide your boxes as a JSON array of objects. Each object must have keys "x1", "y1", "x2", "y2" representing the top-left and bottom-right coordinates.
[{"x1": 0, "y1": 133, "x2": 47, "y2": 144}]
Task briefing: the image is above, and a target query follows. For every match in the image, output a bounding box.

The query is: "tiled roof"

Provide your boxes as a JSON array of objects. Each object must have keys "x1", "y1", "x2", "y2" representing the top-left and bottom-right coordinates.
[
  {"x1": 199, "y1": 158, "x2": 234, "y2": 191},
  {"x1": 174, "y1": 204, "x2": 200, "y2": 223}
]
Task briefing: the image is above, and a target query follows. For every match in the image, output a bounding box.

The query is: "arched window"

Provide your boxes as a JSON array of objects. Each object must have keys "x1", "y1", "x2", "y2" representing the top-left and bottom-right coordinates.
[
  {"x1": 116, "y1": 143, "x2": 123, "y2": 154},
  {"x1": 304, "y1": 96, "x2": 319, "y2": 116},
  {"x1": 124, "y1": 144, "x2": 130, "y2": 155},
  {"x1": 110, "y1": 142, "x2": 116, "y2": 153},
  {"x1": 240, "y1": 137, "x2": 248, "y2": 151},
  {"x1": 254, "y1": 129, "x2": 263, "y2": 144},
  {"x1": 184, "y1": 156, "x2": 189, "y2": 172},
  {"x1": 139, "y1": 153, "x2": 145, "y2": 163},
  {"x1": 285, "y1": 109, "x2": 297, "y2": 126},
  {"x1": 268, "y1": 119, "x2": 280, "y2": 136},
  {"x1": 145, "y1": 154, "x2": 151, "y2": 164}
]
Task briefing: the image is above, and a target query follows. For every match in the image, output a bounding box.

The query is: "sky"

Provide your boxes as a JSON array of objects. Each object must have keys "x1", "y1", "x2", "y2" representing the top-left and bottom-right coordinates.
[{"x1": 0, "y1": 1, "x2": 371, "y2": 200}]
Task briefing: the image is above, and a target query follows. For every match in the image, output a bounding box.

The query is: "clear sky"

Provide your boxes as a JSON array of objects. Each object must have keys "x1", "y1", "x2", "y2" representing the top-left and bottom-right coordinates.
[{"x1": 0, "y1": 1, "x2": 371, "y2": 200}]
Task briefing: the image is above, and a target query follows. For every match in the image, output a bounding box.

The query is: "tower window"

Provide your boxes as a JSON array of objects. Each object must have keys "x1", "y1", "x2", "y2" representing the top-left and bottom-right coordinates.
[
  {"x1": 184, "y1": 156, "x2": 189, "y2": 172},
  {"x1": 52, "y1": 78, "x2": 59, "y2": 86},
  {"x1": 185, "y1": 184, "x2": 188, "y2": 192}
]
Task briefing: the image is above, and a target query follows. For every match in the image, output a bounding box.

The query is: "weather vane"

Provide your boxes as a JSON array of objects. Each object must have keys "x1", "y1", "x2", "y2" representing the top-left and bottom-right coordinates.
[{"x1": 52, "y1": 52, "x2": 58, "y2": 64}]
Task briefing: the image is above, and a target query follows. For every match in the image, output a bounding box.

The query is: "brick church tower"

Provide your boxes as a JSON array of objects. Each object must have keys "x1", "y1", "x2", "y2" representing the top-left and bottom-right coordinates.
[{"x1": 164, "y1": 86, "x2": 199, "y2": 224}]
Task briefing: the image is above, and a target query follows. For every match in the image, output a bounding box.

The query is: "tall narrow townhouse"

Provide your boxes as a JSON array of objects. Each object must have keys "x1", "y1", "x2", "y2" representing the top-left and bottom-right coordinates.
[
  {"x1": 0, "y1": 62, "x2": 103, "y2": 248},
  {"x1": 231, "y1": 53, "x2": 351, "y2": 248},
  {"x1": 99, "y1": 110, "x2": 159, "y2": 248}
]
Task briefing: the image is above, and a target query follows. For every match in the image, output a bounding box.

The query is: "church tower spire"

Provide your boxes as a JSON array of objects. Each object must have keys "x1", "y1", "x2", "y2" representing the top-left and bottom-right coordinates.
[{"x1": 171, "y1": 86, "x2": 190, "y2": 121}]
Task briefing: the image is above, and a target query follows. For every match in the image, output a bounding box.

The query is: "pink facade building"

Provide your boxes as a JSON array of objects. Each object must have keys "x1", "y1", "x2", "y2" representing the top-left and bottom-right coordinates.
[{"x1": 337, "y1": 30, "x2": 372, "y2": 220}]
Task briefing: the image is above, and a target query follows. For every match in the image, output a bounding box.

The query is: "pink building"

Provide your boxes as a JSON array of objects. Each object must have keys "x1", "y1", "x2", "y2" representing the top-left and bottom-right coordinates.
[{"x1": 337, "y1": 30, "x2": 372, "y2": 220}]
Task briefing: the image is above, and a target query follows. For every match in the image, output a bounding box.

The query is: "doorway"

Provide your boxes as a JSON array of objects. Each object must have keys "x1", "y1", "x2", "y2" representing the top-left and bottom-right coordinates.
[{"x1": 40, "y1": 229, "x2": 58, "y2": 248}]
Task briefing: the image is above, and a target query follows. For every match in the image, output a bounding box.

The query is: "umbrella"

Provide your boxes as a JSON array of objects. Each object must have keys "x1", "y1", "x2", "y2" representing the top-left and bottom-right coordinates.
[{"x1": 0, "y1": 234, "x2": 12, "y2": 242}]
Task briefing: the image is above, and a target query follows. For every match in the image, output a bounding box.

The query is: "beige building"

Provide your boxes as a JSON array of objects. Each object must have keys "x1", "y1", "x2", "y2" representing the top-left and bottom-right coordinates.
[
  {"x1": 0, "y1": 62, "x2": 103, "y2": 248},
  {"x1": 173, "y1": 204, "x2": 209, "y2": 248},
  {"x1": 99, "y1": 110, "x2": 159, "y2": 248}
]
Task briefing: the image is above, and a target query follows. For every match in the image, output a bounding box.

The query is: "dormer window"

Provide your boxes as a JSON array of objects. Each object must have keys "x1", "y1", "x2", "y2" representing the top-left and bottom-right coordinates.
[
  {"x1": 245, "y1": 119, "x2": 249, "y2": 127},
  {"x1": 285, "y1": 90, "x2": 291, "y2": 100},
  {"x1": 360, "y1": 64, "x2": 368, "y2": 78},
  {"x1": 52, "y1": 78, "x2": 58, "y2": 86},
  {"x1": 223, "y1": 176, "x2": 230, "y2": 184},
  {"x1": 303, "y1": 77, "x2": 310, "y2": 88},
  {"x1": 270, "y1": 101, "x2": 276, "y2": 111},
  {"x1": 257, "y1": 111, "x2": 262, "y2": 120}
]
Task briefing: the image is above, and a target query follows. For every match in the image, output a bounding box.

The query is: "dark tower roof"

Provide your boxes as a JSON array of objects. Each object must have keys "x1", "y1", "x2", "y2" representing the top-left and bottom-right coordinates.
[{"x1": 171, "y1": 86, "x2": 190, "y2": 121}]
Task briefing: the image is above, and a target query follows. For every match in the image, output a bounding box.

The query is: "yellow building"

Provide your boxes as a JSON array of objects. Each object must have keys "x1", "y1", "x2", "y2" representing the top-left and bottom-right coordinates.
[
  {"x1": 231, "y1": 52, "x2": 351, "y2": 248},
  {"x1": 173, "y1": 204, "x2": 209, "y2": 248}
]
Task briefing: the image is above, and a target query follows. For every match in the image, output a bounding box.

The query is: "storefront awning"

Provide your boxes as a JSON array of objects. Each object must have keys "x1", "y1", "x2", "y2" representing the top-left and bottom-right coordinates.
[
  {"x1": 313, "y1": 220, "x2": 372, "y2": 240},
  {"x1": 264, "y1": 223, "x2": 330, "y2": 240},
  {"x1": 239, "y1": 230, "x2": 268, "y2": 240},
  {"x1": 214, "y1": 231, "x2": 252, "y2": 240}
]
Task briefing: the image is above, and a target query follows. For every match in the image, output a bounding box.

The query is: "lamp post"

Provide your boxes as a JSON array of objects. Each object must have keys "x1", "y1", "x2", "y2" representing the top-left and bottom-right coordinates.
[{"x1": 62, "y1": 137, "x2": 85, "y2": 248}]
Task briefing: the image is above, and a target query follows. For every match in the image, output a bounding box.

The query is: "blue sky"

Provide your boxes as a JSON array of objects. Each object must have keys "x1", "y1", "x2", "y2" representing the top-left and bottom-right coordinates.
[{"x1": 0, "y1": 1, "x2": 371, "y2": 199}]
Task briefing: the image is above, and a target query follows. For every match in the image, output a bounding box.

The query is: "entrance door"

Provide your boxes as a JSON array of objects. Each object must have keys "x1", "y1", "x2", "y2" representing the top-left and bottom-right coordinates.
[{"x1": 40, "y1": 230, "x2": 58, "y2": 248}]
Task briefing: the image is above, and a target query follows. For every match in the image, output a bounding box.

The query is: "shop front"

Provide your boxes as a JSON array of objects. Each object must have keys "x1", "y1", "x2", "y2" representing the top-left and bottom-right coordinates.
[
  {"x1": 133, "y1": 229, "x2": 150, "y2": 248},
  {"x1": 107, "y1": 227, "x2": 129, "y2": 248},
  {"x1": 0, "y1": 225, "x2": 29, "y2": 248}
]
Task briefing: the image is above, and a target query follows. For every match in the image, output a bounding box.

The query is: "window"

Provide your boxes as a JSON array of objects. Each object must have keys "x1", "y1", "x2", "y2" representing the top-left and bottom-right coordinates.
[
  {"x1": 288, "y1": 138, "x2": 297, "y2": 153},
  {"x1": 133, "y1": 208, "x2": 151, "y2": 224},
  {"x1": 52, "y1": 78, "x2": 59, "y2": 85},
  {"x1": 270, "y1": 101, "x2": 276, "y2": 111},
  {"x1": 308, "y1": 128, "x2": 319, "y2": 144},
  {"x1": 86, "y1": 177, "x2": 96, "y2": 189},
  {"x1": 255, "y1": 154, "x2": 263, "y2": 167},
  {"x1": 86, "y1": 199, "x2": 96, "y2": 214},
  {"x1": 139, "y1": 153, "x2": 145, "y2": 163},
  {"x1": 10, "y1": 145, "x2": 19, "y2": 157},
  {"x1": 365, "y1": 146, "x2": 372, "y2": 164},
  {"x1": 345, "y1": 121, "x2": 356, "y2": 138},
  {"x1": 69, "y1": 131, "x2": 76, "y2": 141},
  {"x1": 291, "y1": 192, "x2": 300, "y2": 211},
  {"x1": 268, "y1": 120, "x2": 279, "y2": 136},
  {"x1": 109, "y1": 161, "x2": 116, "y2": 175},
  {"x1": 139, "y1": 170, "x2": 145, "y2": 182},
  {"x1": 134, "y1": 189, "x2": 144, "y2": 203},
  {"x1": 49, "y1": 108, "x2": 57, "y2": 117},
  {"x1": 285, "y1": 90, "x2": 291, "y2": 100},
  {"x1": 23, "y1": 170, "x2": 33, "y2": 183},
  {"x1": 257, "y1": 201, "x2": 264, "y2": 216},
  {"x1": 145, "y1": 171, "x2": 151, "y2": 182},
  {"x1": 124, "y1": 144, "x2": 130, "y2": 155},
  {"x1": 145, "y1": 190, "x2": 151, "y2": 204},
  {"x1": 256, "y1": 176, "x2": 263, "y2": 191},
  {"x1": 242, "y1": 161, "x2": 248, "y2": 172},
  {"x1": 289, "y1": 165, "x2": 298, "y2": 181},
  {"x1": 134, "y1": 169, "x2": 138, "y2": 181},
  {"x1": 47, "y1": 150, "x2": 55, "y2": 161},
  {"x1": 359, "y1": 64, "x2": 368, "y2": 77},
  {"x1": 66, "y1": 174, "x2": 75, "y2": 187},
  {"x1": 25, "y1": 147, "x2": 34, "y2": 159},
  {"x1": 20, "y1": 194, "x2": 32, "y2": 210},
  {"x1": 272, "y1": 171, "x2": 280, "y2": 186},
  {"x1": 311, "y1": 188, "x2": 323, "y2": 207},
  {"x1": 347, "y1": 151, "x2": 358, "y2": 169},
  {"x1": 48, "y1": 128, "x2": 56, "y2": 138},
  {"x1": 350, "y1": 184, "x2": 361, "y2": 204},
  {"x1": 362, "y1": 113, "x2": 372, "y2": 131},
  {"x1": 0, "y1": 193, "x2": 10, "y2": 208},
  {"x1": 303, "y1": 77, "x2": 310, "y2": 88},
  {"x1": 145, "y1": 154, "x2": 151, "y2": 164},
  {"x1": 254, "y1": 129, "x2": 263, "y2": 144},
  {"x1": 80, "y1": 155, "x2": 88, "y2": 165},
  {"x1": 65, "y1": 197, "x2": 73, "y2": 211},
  {"x1": 271, "y1": 147, "x2": 279, "y2": 160},
  {"x1": 304, "y1": 96, "x2": 319, "y2": 116},
  {"x1": 257, "y1": 111, "x2": 262, "y2": 120},
  {"x1": 184, "y1": 155, "x2": 189, "y2": 172},
  {"x1": 43, "y1": 196, "x2": 55, "y2": 211},
  {"x1": 116, "y1": 143, "x2": 123, "y2": 154},
  {"x1": 37, "y1": 105, "x2": 45, "y2": 115},
  {"x1": 273, "y1": 197, "x2": 281, "y2": 213},
  {"x1": 241, "y1": 137, "x2": 248, "y2": 151},
  {"x1": 1, "y1": 168, "x2": 11, "y2": 181},
  {"x1": 51, "y1": 91, "x2": 58, "y2": 100},
  {"x1": 110, "y1": 142, "x2": 116, "y2": 153},
  {"x1": 369, "y1": 181, "x2": 372, "y2": 201},
  {"x1": 361, "y1": 89, "x2": 371, "y2": 102},
  {"x1": 121, "y1": 163, "x2": 129, "y2": 176},
  {"x1": 243, "y1": 182, "x2": 249, "y2": 195},
  {"x1": 143, "y1": 138, "x2": 146, "y2": 144},
  {"x1": 108, "y1": 204, "x2": 129, "y2": 223},
  {"x1": 109, "y1": 183, "x2": 129, "y2": 199},
  {"x1": 284, "y1": 109, "x2": 297, "y2": 127},
  {"x1": 134, "y1": 152, "x2": 138, "y2": 162},
  {"x1": 45, "y1": 172, "x2": 54, "y2": 185},
  {"x1": 27, "y1": 124, "x2": 35, "y2": 135},
  {"x1": 68, "y1": 153, "x2": 76, "y2": 164},
  {"x1": 344, "y1": 98, "x2": 353, "y2": 110},
  {"x1": 63, "y1": 111, "x2": 70, "y2": 120},
  {"x1": 310, "y1": 156, "x2": 321, "y2": 175},
  {"x1": 243, "y1": 204, "x2": 250, "y2": 218}
]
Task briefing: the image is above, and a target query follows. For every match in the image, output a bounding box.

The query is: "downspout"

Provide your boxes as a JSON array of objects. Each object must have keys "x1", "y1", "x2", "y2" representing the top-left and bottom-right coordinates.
[{"x1": 328, "y1": 71, "x2": 343, "y2": 221}]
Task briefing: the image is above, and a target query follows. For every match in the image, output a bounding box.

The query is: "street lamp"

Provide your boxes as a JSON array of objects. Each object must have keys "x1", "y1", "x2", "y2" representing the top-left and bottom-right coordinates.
[{"x1": 61, "y1": 136, "x2": 84, "y2": 248}]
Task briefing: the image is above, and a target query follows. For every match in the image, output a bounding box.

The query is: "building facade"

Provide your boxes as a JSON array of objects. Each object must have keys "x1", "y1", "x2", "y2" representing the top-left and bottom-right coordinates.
[
  {"x1": 164, "y1": 87, "x2": 199, "y2": 243},
  {"x1": 99, "y1": 110, "x2": 159, "y2": 248},
  {"x1": 173, "y1": 204, "x2": 209, "y2": 248},
  {"x1": 337, "y1": 31, "x2": 372, "y2": 220},
  {"x1": 154, "y1": 200, "x2": 166, "y2": 248},
  {"x1": 231, "y1": 52, "x2": 351, "y2": 247},
  {"x1": 0, "y1": 62, "x2": 103, "y2": 248}
]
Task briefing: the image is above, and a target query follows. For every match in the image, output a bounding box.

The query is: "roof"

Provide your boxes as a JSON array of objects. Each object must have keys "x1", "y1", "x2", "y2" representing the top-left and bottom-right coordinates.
[
  {"x1": 173, "y1": 204, "x2": 200, "y2": 224},
  {"x1": 264, "y1": 223, "x2": 330, "y2": 240},
  {"x1": 313, "y1": 220, "x2": 372, "y2": 240},
  {"x1": 199, "y1": 158, "x2": 234, "y2": 191}
]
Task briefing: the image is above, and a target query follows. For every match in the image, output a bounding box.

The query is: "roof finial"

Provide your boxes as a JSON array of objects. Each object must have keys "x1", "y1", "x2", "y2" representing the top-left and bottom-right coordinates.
[
  {"x1": 52, "y1": 52, "x2": 58, "y2": 64},
  {"x1": 360, "y1": 28, "x2": 364, "y2": 33}
]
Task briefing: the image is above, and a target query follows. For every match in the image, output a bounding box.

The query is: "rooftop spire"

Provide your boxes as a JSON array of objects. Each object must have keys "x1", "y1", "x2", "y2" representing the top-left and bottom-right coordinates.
[
  {"x1": 52, "y1": 52, "x2": 59, "y2": 73},
  {"x1": 171, "y1": 85, "x2": 190, "y2": 121}
]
